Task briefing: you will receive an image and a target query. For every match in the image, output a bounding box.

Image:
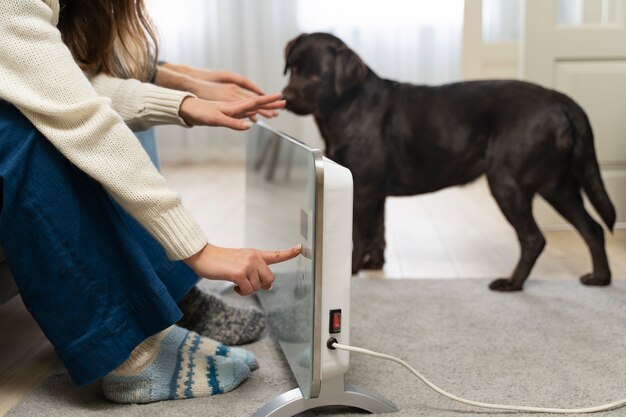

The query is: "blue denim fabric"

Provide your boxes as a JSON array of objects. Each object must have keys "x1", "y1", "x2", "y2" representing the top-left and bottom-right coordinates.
[
  {"x1": 134, "y1": 129, "x2": 160, "y2": 170},
  {"x1": 0, "y1": 102, "x2": 199, "y2": 386},
  {"x1": 112, "y1": 127, "x2": 199, "y2": 303}
]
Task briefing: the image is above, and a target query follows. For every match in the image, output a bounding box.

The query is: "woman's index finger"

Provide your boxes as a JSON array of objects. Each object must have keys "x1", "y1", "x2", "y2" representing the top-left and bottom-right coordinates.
[{"x1": 260, "y1": 245, "x2": 302, "y2": 265}]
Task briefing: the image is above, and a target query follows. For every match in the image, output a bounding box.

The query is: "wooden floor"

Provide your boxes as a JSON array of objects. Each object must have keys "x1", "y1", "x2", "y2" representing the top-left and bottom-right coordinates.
[
  {"x1": 0, "y1": 297, "x2": 59, "y2": 417},
  {"x1": 1, "y1": 162, "x2": 624, "y2": 416}
]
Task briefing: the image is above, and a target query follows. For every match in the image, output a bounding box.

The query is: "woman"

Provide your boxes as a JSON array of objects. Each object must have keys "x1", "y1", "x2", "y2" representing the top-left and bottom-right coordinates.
[{"x1": 0, "y1": 0, "x2": 300, "y2": 403}]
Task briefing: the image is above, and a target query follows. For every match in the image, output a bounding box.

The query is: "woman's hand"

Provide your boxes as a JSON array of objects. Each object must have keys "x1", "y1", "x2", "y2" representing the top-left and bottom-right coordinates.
[
  {"x1": 188, "y1": 80, "x2": 279, "y2": 119},
  {"x1": 159, "y1": 63, "x2": 280, "y2": 119},
  {"x1": 178, "y1": 93, "x2": 286, "y2": 131},
  {"x1": 183, "y1": 243, "x2": 302, "y2": 296}
]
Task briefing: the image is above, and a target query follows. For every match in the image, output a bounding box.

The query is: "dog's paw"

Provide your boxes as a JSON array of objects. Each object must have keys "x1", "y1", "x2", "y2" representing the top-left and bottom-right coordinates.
[
  {"x1": 580, "y1": 273, "x2": 611, "y2": 286},
  {"x1": 489, "y1": 278, "x2": 523, "y2": 292},
  {"x1": 362, "y1": 256, "x2": 384, "y2": 270},
  {"x1": 351, "y1": 262, "x2": 362, "y2": 275}
]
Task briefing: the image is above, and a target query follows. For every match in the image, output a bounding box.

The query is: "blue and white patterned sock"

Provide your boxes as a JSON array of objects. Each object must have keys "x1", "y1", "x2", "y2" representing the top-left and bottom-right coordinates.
[
  {"x1": 163, "y1": 325, "x2": 259, "y2": 371},
  {"x1": 102, "y1": 330, "x2": 250, "y2": 404}
]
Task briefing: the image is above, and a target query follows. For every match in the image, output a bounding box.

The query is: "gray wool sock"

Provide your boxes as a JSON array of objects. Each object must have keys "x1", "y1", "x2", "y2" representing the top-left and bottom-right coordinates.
[{"x1": 177, "y1": 287, "x2": 266, "y2": 346}]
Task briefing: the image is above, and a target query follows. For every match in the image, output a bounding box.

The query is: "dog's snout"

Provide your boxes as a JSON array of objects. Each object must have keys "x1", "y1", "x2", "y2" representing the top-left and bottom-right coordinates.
[
  {"x1": 281, "y1": 89, "x2": 297, "y2": 105},
  {"x1": 281, "y1": 86, "x2": 315, "y2": 115}
]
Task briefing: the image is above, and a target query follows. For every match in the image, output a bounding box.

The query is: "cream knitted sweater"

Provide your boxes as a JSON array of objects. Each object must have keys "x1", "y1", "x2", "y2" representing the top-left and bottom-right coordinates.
[{"x1": 0, "y1": 0, "x2": 208, "y2": 260}]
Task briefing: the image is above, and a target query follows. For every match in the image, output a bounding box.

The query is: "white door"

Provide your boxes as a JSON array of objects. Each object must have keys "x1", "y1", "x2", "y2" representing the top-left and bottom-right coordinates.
[
  {"x1": 521, "y1": 0, "x2": 626, "y2": 227},
  {"x1": 462, "y1": 0, "x2": 520, "y2": 80}
]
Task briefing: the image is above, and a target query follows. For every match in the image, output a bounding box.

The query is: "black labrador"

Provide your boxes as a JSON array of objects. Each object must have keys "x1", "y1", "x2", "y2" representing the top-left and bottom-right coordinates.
[{"x1": 281, "y1": 32, "x2": 615, "y2": 291}]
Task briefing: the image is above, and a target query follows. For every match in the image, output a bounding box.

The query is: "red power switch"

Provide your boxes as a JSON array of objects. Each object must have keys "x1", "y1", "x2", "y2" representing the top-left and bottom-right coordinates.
[{"x1": 329, "y1": 309, "x2": 342, "y2": 334}]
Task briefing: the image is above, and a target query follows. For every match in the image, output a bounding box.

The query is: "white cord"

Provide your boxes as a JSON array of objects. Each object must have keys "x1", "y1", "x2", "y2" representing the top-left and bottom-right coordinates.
[{"x1": 331, "y1": 342, "x2": 626, "y2": 414}]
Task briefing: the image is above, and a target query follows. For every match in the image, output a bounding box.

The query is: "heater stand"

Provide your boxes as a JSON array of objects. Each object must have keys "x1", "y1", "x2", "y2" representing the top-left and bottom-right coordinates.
[{"x1": 252, "y1": 375, "x2": 398, "y2": 417}]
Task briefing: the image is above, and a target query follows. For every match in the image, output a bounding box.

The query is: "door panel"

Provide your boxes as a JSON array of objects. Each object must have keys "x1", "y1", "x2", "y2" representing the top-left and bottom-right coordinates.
[
  {"x1": 555, "y1": 61, "x2": 626, "y2": 161},
  {"x1": 522, "y1": 0, "x2": 626, "y2": 227},
  {"x1": 462, "y1": 0, "x2": 520, "y2": 80}
]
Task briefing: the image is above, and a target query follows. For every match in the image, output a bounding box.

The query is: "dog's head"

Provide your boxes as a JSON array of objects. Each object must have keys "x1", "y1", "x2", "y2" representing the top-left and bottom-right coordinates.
[{"x1": 282, "y1": 33, "x2": 369, "y2": 115}]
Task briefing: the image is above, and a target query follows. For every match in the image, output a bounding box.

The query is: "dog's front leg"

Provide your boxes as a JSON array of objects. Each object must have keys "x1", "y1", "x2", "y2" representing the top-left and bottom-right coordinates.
[{"x1": 352, "y1": 196, "x2": 386, "y2": 274}]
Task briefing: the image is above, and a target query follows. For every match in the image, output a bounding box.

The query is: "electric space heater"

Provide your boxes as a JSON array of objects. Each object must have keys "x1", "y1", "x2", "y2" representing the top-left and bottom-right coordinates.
[{"x1": 246, "y1": 122, "x2": 397, "y2": 417}]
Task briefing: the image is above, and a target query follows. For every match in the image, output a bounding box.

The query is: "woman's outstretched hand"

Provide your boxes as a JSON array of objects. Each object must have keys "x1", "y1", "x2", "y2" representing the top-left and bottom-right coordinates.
[
  {"x1": 178, "y1": 93, "x2": 286, "y2": 131},
  {"x1": 158, "y1": 63, "x2": 280, "y2": 119},
  {"x1": 189, "y1": 81, "x2": 280, "y2": 119},
  {"x1": 183, "y1": 243, "x2": 302, "y2": 296}
]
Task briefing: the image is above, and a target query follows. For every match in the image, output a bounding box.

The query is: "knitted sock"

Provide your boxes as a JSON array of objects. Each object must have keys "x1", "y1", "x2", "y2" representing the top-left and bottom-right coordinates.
[
  {"x1": 101, "y1": 330, "x2": 250, "y2": 404},
  {"x1": 177, "y1": 286, "x2": 266, "y2": 346},
  {"x1": 163, "y1": 325, "x2": 259, "y2": 371}
]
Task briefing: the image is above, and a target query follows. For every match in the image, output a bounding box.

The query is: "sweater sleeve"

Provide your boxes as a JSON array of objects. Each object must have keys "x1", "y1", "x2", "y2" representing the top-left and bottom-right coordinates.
[
  {"x1": 0, "y1": 0, "x2": 208, "y2": 259},
  {"x1": 90, "y1": 73, "x2": 194, "y2": 132}
]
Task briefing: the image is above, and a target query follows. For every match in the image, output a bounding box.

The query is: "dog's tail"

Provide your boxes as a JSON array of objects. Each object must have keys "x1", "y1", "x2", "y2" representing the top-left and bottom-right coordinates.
[{"x1": 565, "y1": 101, "x2": 616, "y2": 231}]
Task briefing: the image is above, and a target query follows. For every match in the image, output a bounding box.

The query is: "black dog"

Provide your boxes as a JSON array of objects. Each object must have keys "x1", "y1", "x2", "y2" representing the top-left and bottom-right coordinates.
[{"x1": 281, "y1": 33, "x2": 616, "y2": 291}]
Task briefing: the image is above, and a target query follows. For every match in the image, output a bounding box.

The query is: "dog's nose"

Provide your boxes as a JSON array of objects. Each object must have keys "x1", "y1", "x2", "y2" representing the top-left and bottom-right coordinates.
[{"x1": 281, "y1": 89, "x2": 297, "y2": 105}]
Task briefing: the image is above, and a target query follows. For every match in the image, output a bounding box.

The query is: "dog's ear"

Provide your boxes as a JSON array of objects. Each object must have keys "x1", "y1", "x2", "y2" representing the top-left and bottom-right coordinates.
[
  {"x1": 284, "y1": 34, "x2": 307, "y2": 75},
  {"x1": 334, "y1": 47, "x2": 368, "y2": 96}
]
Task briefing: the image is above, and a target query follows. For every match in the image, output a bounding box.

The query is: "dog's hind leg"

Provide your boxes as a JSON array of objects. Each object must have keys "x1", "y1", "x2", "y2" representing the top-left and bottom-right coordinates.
[
  {"x1": 540, "y1": 178, "x2": 611, "y2": 286},
  {"x1": 487, "y1": 175, "x2": 546, "y2": 291}
]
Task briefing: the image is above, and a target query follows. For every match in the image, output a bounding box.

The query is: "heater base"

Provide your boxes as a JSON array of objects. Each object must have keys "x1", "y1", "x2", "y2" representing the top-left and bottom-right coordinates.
[{"x1": 252, "y1": 376, "x2": 398, "y2": 417}]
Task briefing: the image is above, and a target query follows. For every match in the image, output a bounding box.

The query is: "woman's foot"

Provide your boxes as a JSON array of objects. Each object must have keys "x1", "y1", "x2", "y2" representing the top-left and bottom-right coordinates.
[
  {"x1": 177, "y1": 286, "x2": 266, "y2": 345},
  {"x1": 102, "y1": 330, "x2": 250, "y2": 404}
]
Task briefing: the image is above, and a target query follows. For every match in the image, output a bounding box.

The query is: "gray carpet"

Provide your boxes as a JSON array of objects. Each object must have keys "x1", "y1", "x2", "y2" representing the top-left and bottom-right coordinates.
[{"x1": 7, "y1": 279, "x2": 626, "y2": 417}]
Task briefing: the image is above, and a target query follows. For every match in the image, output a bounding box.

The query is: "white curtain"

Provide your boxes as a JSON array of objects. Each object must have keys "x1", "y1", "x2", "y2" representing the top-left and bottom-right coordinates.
[{"x1": 146, "y1": 0, "x2": 465, "y2": 163}]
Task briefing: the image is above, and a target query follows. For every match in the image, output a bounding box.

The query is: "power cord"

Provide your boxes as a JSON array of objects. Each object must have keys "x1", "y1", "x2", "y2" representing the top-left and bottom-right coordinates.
[{"x1": 328, "y1": 339, "x2": 626, "y2": 414}]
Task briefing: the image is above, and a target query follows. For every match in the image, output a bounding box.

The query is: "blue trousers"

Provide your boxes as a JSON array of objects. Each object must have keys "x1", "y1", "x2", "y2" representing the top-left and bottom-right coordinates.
[
  {"x1": 135, "y1": 129, "x2": 161, "y2": 171},
  {"x1": 0, "y1": 102, "x2": 200, "y2": 386}
]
